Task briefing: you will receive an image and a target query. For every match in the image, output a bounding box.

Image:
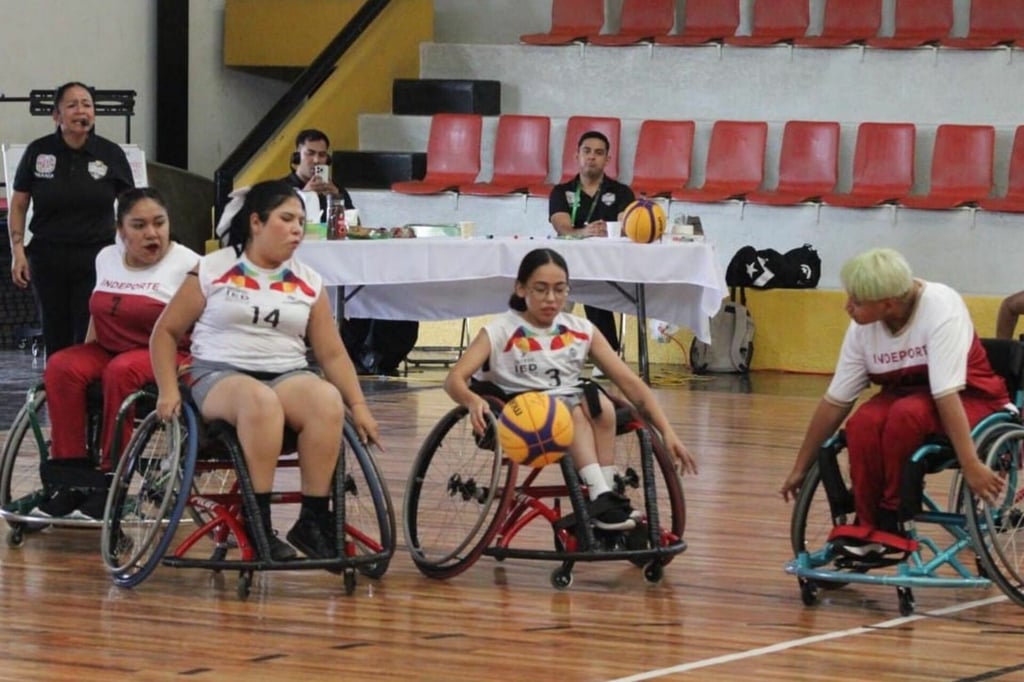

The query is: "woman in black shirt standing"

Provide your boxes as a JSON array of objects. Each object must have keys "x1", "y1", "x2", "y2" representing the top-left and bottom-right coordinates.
[{"x1": 8, "y1": 81, "x2": 135, "y2": 356}]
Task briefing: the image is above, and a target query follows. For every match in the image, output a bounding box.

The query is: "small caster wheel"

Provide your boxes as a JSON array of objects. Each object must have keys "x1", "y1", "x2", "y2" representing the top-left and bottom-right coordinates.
[
  {"x1": 897, "y1": 587, "x2": 915, "y2": 616},
  {"x1": 6, "y1": 526, "x2": 25, "y2": 548},
  {"x1": 799, "y1": 578, "x2": 819, "y2": 606},
  {"x1": 237, "y1": 570, "x2": 253, "y2": 600},
  {"x1": 643, "y1": 561, "x2": 664, "y2": 584},
  {"x1": 344, "y1": 569, "x2": 357, "y2": 595},
  {"x1": 551, "y1": 567, "x2": 573, "y2": 590}
]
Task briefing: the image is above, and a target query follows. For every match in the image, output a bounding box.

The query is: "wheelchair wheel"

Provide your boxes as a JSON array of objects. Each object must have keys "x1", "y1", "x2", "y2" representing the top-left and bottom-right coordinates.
[
  {"x1": 790, "y1": 442, "x2": 860, "y2": 588},
  {"x1": 342, "y1": 417, "x2": 395, "y2": 579},
  {"x1": 613, "y1": 424, "x2": 686, "y2": 565},
  {"x1": 0, "y1": 387, "x2": 50, "y2": 517},
  {"x1": 403, "y1": 406, "x2": 515, "y2": 579},
  {"x1": 101, "y1": 407, "x2": 197, "y2": 588},
  {"x1": 966, "y1": 423, "x2": 1024, "y2": 607}
]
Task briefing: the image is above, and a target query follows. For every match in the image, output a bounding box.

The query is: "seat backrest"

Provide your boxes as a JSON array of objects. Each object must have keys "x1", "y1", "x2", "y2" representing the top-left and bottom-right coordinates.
[
  {"x1": 748, "y1": 0, "x2": 809, "y2": 39},
  {"x1": 981, "y1": 338, "x2": 1024, "y2": 405},
  {"x1": 550, "y1": 0, "x2": 605, "y2": 34},
  {"x1": 965, "y1": 0, "x2": 1024, "y2": 40},
  {"x1": 491, "y1": 115, "x2": 550, "y2": 183},
  {"x1": 927, "y1": 124, "x2": 994, "y2": 194},
  {"x1": 1004, "y1": 126, "x2": 1024, "y2": 199},
  {"x1": 850, "y1": 122, "x2": 916, "y2": 195},
  {"x1": 631, "y1": 119, "x2": 695, "y2": 189},
  {"x1": 820, "y1": 0, "x2": 882, "y2": 38},
  {"x1": 682, "y1": 0, "x2": 740, "y2": 36},
  {"x1": 775, "y1": 120, "x2": 840, "y2": 193},
  {"x1": 559, "y1": 116, "x2": 622, "y2": 182},
  {"x1": 425, "y1": 114, "x2": 483, "y2": 177},
  {"x1": 617, "y1": 0, "x2": 675, "y2": 34},
  {"x1": 702, "y1": 120, "x2": 768, "y2": 187},
  {"x1": 892, "y1": 0, "x2": 953, "y2": 39}
]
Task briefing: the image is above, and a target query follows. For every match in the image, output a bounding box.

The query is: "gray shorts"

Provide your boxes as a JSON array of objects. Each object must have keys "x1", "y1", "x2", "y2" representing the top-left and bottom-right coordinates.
[{"x1": 186, "y1": 360, "x2": 317, "y2": 413}]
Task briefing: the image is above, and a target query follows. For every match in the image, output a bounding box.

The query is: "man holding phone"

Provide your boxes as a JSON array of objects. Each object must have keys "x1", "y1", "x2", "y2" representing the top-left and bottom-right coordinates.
[{"x1": 282, "y1": 128, "x2": 353, "y2": 216}]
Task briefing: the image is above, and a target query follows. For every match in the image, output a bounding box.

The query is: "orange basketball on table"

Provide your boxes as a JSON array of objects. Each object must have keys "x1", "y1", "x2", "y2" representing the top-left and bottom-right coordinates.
[
  {"x1": 497, "y1": 392, "x2": 574, "y2": 468},
  {"x1": 622, "y1": 199, "x2": 667, "y2": 243}
]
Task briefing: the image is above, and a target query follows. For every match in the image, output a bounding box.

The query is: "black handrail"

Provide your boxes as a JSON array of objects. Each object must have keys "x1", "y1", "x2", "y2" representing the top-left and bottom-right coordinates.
[{"x1": 213, "y1": 0, "x2": 392, "y2": 220}]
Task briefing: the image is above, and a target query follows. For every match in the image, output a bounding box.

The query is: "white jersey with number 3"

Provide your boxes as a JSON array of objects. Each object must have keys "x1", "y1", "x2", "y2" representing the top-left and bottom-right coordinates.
[
  {"x1": 474, "y1": 310, "x2": 594, "y2": 396},
  {"x1": 189, "y1": 247, "x2": 322, "y2": 373}
]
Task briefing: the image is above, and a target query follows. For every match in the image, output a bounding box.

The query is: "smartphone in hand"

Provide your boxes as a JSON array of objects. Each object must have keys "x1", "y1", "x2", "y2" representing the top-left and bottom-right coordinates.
[{"x1": 313, "y1": 164, "x2": 330, "y2": 184}]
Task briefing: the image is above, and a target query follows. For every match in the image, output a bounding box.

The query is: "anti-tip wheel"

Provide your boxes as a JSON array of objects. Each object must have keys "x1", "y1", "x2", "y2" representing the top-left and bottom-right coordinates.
[
  {"x1": 643, "y1": 561, "x2": 664, "y2": 584},
  {"x1": 237, "y1": 571, "x2": 253, "y2": 601},
  {"x1": 344, "y1": 569, "x2": 357, "y2": 596},
  {"x1": 897, "y1": 586, "x2": 915, "y2": 616},
  {"x1": 551, "y1": 567, "x2": 573, "y2": 590},
  {"x1": 799, "y1": 578, "x2": 819, "y2": 606},
  {"x1": 5, "y1": 526, "x2": 25, "y2": 548}
]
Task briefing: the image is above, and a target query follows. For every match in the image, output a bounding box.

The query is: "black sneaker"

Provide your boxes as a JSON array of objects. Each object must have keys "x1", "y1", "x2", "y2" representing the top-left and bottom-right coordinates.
[
  {"x1": 589, "y1": 491, "x2": 639, "y2": 531},
  {"x1": 267, "y1": 533, "x2": 299, "y2": 562},
  {"x1": 68, "y1": 488, "x2": 109, "y2": 521},
  {"x1": 287, "y1": 514, "x2": 337, "y2": 559},
  {"x1": 31, "y1": 487, "x2": 86, "y2": 518}
]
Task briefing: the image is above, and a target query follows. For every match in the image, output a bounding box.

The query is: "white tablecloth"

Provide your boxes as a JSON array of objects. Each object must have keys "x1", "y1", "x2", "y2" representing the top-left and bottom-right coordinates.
[{"x1": 297, "y1": 237, "x2": 726, "y2": 342}]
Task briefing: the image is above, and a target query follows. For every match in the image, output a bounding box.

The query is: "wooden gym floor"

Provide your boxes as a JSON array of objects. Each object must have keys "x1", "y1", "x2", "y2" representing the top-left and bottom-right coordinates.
[{"x1": 0, "y1": 352, "x2": 1022, "y2": 681}]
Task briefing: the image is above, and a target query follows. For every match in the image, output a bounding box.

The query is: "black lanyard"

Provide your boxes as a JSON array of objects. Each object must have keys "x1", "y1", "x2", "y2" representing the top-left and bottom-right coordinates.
[{"x1": 570, "y1": 180, "x2": 601, "y2": 227}]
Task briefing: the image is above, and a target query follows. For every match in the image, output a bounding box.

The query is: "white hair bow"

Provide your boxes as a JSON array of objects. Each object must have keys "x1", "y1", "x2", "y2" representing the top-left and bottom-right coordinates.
[{"x1": 215, "y1": 186, "x2": 251, "y2": 241}]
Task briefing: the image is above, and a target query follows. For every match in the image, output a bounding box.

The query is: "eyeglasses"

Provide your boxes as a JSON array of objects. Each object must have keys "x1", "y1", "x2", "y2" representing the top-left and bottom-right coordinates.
[{"x1": 527, "y1": 284, "x2": 570, "y2": 299}]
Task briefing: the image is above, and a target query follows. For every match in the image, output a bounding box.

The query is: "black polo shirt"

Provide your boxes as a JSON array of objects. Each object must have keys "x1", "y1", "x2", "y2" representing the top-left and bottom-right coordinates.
[
  {"x1": 13, "y1": 130, "x2": 134, "y2": 246},
  {"x1": 281, "y1": 171, "x2": 354, "y2": 215},
  {"x1": 549, "y1": 174, "x2": 635, "y2": 228}
]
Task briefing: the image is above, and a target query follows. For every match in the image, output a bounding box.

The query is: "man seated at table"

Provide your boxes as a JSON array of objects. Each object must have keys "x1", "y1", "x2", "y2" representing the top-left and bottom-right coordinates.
[
  {"x1": 548, "y1": 130, "x2": 635, "y2": 361},
  {"x1": 282, "y1": 128, "x2": 353, "y2": 220}
]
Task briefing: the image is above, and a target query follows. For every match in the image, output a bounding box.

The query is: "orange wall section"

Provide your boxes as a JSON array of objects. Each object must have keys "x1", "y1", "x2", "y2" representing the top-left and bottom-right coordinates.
[{"x1": 230, "y1": 0, "x2": 433, "y2": 189}]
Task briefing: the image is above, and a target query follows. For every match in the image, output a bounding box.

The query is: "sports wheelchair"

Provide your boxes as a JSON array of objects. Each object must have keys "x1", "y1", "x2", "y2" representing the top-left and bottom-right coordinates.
[
  {"x1": 787, "y1": 338, "x2": 1024, "y2": 616},
  {"x1": 100, "y1": 388, "x2": 396, "y2": 599},
  {"x1": 403, "y1": 383, "x2": 687, "y2": 589},
  {"x1": 0, "y1": 382, "x2": 134, "y2": 546}
]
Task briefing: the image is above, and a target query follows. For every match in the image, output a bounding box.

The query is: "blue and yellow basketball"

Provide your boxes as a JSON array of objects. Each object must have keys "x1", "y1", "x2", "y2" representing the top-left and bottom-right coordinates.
[
  {"x1": 497, "y1": 392, "x2": 574, "y2": 468},
  {"x1": 622, "y1": 198, "x2": 667, "y2": 243}
]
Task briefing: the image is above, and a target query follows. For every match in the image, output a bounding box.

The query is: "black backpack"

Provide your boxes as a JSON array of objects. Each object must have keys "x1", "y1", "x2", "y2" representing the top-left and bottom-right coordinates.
[{"x1": 726, "y1": 244, "x2": 821, "y2": 289}]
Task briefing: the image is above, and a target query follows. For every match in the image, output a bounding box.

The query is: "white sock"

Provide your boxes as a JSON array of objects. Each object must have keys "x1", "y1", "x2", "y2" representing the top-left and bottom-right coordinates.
[
  {"x1": 601, "y1": 465, "x2": 619, "y2": 490},
  {"x1": 580, "y1": 463, "x2": 612, "y2": 500}
]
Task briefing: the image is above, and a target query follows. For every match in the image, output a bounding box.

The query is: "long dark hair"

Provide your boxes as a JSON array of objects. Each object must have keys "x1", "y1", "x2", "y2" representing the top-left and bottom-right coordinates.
[
  {"x1": 226, "y1": 180, "x2": 304, "y2": 253},
  {"x1": 508, "y1": 248, "x2": 570, "y2": 311}
]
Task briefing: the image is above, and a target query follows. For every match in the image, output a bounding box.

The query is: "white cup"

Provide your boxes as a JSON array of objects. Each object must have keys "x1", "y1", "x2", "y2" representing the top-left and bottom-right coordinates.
[
  {"x1": 344, "y1": 208, "x2": 359, "y2": 227},
  {"x1": 605, "y1": 221, "x2": 620, "y2": 237},
  {"x1": 458, "y1": 220, "x2": 475, "y2": 239},
  {"x1": 673, "y1": 222, "x2": 694, "y2": 237}
]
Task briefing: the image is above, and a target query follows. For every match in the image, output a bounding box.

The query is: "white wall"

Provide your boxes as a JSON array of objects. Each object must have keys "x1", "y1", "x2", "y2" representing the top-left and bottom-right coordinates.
[{"x1": 0, "y1": 0, "x2": 156, "y2": 150}]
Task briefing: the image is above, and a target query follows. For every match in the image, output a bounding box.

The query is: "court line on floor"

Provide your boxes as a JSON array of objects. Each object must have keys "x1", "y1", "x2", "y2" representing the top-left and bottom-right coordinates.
[{"x1": 606, "y1": 595, "x2": 1008, "y2": 681}]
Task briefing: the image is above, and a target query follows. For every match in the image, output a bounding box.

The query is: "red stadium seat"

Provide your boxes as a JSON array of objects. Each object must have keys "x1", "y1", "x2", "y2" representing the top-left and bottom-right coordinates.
[
  {"x1": 630, "y1": 120, "x2": 695, "y2": 198},
  {"x1": 671, "y1": 120, "x2": 768, "y2": 203},
  {"x1": 391, "y1": 114, "x2": 483, "y2": 195},
  {"x1": 520, "y1": 0, "x2": 605, "y2": 45},
  {"x1": 724, "y1": 0, "x2": 809, "y2": 47},
  {"x1": 655, "y1": 0, "x2": 739, "y2": 46},
  {"x1": 866, "y1": 0, "x2": 952, "y2": 49},
  {"x1": 980, "y1": 126, "x2": 1024, "y2": 213},
  {"x1": 528, "y1": 116, "x2": 621, "y2": 197},
  {"x1": 746, "y1": 121, "x2": 840, "y2": 205},
  {"x1": 795, "y1": 0, "x2": 882, "y2": 47},
  {"x1": 589, "y1": 0, "x2": 674, "y2": 46},
  {"x1": 900, "y1": 124, "x2": 995, "y2": 209},
  {"x1": 460, "y1": 115, "x2": 551, "y2": 196},
  {"x1": 822, "y1": 122, "x2": 916, "y2": 207},
  {"x1": 941, "y1": 0, "x2": 1024, "y2": 49}
]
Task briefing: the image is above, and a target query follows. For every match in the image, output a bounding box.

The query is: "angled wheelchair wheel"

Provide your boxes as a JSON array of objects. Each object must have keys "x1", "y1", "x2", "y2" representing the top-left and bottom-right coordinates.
[
  {"x1": 342, "y1": 417, "x2": 395, "y2": 579},
  {"x1": 966, "y1": 423, "x2": 1024, "y2": 607},
  {"x1": 403, "y1": 406, "x2": 515, "y2": 579},
  {"x1": 0, "y1": 387, "x2": 50, "y2": 519},
  {"x1": 790, "y1": 441, "x2": 861, "y2": 589},
  {"x1": 613, "y1": 423, "x2": 686, "y2": 564},
  {"x1": 101, "y1": 406, "x2": 197, "y2": 588}
]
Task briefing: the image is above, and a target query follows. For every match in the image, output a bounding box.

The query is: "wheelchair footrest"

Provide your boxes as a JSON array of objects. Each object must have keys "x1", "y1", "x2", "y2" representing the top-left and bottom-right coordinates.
[{"x1": 828, "y1": 524, "x2": 918, "y2": 564}]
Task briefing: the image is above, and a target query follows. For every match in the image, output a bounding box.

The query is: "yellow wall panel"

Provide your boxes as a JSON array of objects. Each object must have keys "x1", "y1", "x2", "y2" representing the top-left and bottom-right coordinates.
[
  {"x1": 233, "y1": 0, "x2": 433, "y2": 188},
  {"x1": 225, "y1": 0, "x2": 363, "y2": 67}
]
